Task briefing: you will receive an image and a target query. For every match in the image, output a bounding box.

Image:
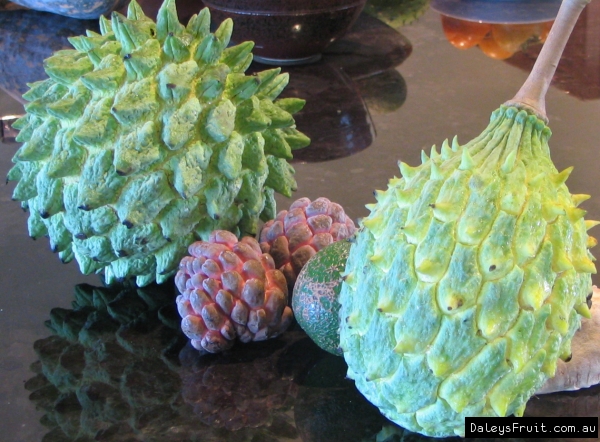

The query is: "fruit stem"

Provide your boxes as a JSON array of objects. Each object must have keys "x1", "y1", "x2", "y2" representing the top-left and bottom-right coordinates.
[{"x1": 504, "y1": 0, "x2": 592, "y2": 122}]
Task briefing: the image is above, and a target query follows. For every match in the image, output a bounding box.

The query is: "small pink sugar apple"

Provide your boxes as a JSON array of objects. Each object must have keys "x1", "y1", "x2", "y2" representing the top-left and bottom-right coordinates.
[
  {"x1": 175, "y1": 230, "x2": 293, "y2": 353},
  {"x1": 259, "y1": 197, "x2": 356, "y2": 287}
]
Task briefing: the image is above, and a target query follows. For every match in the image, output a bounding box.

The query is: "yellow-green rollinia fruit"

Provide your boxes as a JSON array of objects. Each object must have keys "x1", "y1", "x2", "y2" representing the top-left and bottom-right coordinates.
[
  {"x1": 338, "y1": 105, "x2": 597, "y2": 437},
  {"x1": 6, "y1": 0, "x2": 309, "y2": 287}
]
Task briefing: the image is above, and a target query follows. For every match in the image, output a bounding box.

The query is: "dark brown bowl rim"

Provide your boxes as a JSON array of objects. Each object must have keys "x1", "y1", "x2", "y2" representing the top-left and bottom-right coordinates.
[{"x1": 203, "y1": 0, "x2": 366, "y2": 15}]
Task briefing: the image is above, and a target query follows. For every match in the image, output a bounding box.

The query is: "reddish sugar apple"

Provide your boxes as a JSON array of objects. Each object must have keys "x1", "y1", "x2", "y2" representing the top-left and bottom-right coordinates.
[
  {"x1": 175, "y1": 230, "x2": 293, "y2": 353},
  {"x1": 259, "y1": 197, "x2": 356, "y2": 287}
]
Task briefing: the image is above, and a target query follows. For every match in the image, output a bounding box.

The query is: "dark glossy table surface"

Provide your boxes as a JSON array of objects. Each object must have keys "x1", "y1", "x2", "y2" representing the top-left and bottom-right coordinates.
[{"x1": 1, "y1": 1, "x2": 600, "y2": 441}]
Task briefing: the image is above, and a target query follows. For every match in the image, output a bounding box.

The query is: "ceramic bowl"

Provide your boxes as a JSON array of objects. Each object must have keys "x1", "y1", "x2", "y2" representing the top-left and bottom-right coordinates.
[
  {"x1": 431, "y1": 0, "x2": 561, "y2": 24},
  {"x1": 203, "y1": 0, "x2": 367, "y2": 65}
]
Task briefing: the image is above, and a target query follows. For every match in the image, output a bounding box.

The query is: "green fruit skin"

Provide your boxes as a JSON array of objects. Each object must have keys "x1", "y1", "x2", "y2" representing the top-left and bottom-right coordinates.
[
  {"x1": 7, "y1": 0, "x2": 310, "y2": 286},
  {"x1": 293, "y1": 239, "x2": 352, "y2": 355},
  {"x1": 339, "y1": 105, "x2": 596, "y2": 437}
]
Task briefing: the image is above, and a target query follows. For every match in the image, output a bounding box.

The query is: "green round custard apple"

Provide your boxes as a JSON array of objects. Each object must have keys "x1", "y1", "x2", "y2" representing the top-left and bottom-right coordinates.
[
  {"x1": 293, "y1": 239, "x2": 352, "y2": 355},
  {"x1": 6, "y1": 0, "x2": 309, "y2": 287},
  {"x1": 339, "y1": 105, "x2": 597, "y2": 437}
]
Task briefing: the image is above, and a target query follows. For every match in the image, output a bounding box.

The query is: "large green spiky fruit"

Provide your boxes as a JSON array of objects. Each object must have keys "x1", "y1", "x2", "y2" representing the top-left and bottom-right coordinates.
[
  {"x1": 7, "y1": 0, "x2": 310, "y2": 287},
  {"x1": 339, "y1": 105, "x2": 597, "y2": 437}
]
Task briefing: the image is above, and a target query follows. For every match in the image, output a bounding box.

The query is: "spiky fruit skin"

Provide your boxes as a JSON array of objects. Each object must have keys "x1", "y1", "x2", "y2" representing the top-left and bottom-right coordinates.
[
  {"x1": 26, "y1": 281, "x2": 186, "y2": 441},
  {"x1": 259, "y1": 197, "x2": 356, "y2": 288},
  {"x1": 175, "y1": 230, "x2": 293, "y2": 353},
  {"x1": 293, "y1": 239, "x2": 352, "y2": 355},
  {"x1": 7, "y1": 0, "x2": 310, "y2": 287},
  {"x1": 27, "y1": 281, "x2": 307, "y2": 442},
  {"x1": 339, "y1": 105, "x2": 597, "y2": 437}
]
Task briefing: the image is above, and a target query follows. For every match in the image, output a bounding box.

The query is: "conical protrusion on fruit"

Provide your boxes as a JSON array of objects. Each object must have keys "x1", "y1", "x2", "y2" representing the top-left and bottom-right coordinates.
[
  {"x1": 362, "y1": 215, "x2": 383, "y2": 232},
  {"x1": 416, "y1": 259, "x2": 439, "y2": 280},
  {"x1": 164, "y1": 33, "x2": 192, "y2": 63},
  {"x1": 399, "y1": 161, "x2": 418, "y2": 182},
  {"x1": 451, "y1": 135, "x2": 460, "y2": 152},
  {"x1": 370, "y1": 254, "x2": 385, "y2": 266},
  {"x1": 441, "y1": 139, "x2": 453, "y2": 160},
  {"x1": 514, "y1": 403, "x2": 527, "y2": 418},
  {"x1": 551, "y1": 167, "x2": 574, "y2": 187},
  {"x1": 389, "y1": 177, "x2": 402, "y2": 188},
  {"x1": 255, "y1": 69, "x2": 288, "y2": 100},
  {"x1": 585, "y1": 220, "x2": 600, "y2": 231},
  {"x1": 488, "y1": 348, "x2": 546, "y2": 417},
  {"x1": 6, "y1": 166, "x2": 20, "y2": 183},
  {"x1": 400, "y1": 220, "x2": 418, "y2": 238},
  {"x1": 458, "y1": 148, "x2": 474, "y2": 170},
  {"x1": 541, "y1": 332, "x2": 562, "y2": 377},
  {"x1": 572, "y1": 194, "x2": 591, "y2": 207},
  {"x1": 552, "y1": 252, "x2": 573, "y2": 273},
  {"x1": 156, "y1": 0, "x2": 185, "y2": 42},
  {"x1": 226, "y1": 75, "x2": 262, "y2": 103},
  {"x1": 572, "y1": 257, "x2": 597, "y2": 274},
  {"x1": 529, "y1": 172, "x2": 546, "y2": 188},
  {"x1": 421, "y1": 150, "x2": 429, "y2": 164},
  {"x1": 342, "y1": 271, "x2": 355, "y2": 288},
  {"x1": 67, "y1": 35, "x2": 95, "y2": 54},
  {"x1": 99, "y1": 15, "x2": 112, "y2": 35},
  {"x1": 548, "y1": 309, "x2": 570, "y2": 335},
  {"x1": 221, "y1": 41, "x2": 255, "y2": 72},
  {"x1": 111, "y1": 13, "x2": 147, "y2": 54},
  {"x1": 186, "y1": 8, "x2": 211, "y2": 39},
  {"x1": 430, "y1": 162, "x2": 443, "y2": 180},
  {"x1": 430, "y1": 202, "x2": 455, "y2": 221},
  {"x1": 542, "y1": 203, "x2": 565, "y2": 223},
  {"x1": 395, "y1": 188, "x2": 417, "y2": 207},
  {"x1": 437, "y1": 338, "x2": 510, "y2": 414},
  {"x1": 127, "y1": 0, "x2": 147, "y2": 20},
  {"x1": 430, "y1": 144, "x2": 440, "y2": 161},
  {"x1": 574, "y1": 301, "x2": 592, "y2": 319},
  {"x1": 565, "y1": 207, "x2": 587, "y2": 223},
  {"x1": 194, "y1": 34, "x2": 221, "y2": 65},
  {"x1": 500, "y1": 150, "x2": 517, "y2": 175},
  {"x1": 215, "y1": 18, "x2": 234, "y2": 48},
  {"x1": 587, "y1": 236, "x2": 598, "y2": 248}
]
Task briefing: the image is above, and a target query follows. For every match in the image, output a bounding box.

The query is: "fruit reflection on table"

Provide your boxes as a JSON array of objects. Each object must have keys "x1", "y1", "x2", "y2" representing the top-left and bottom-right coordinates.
[
  {"x1": 25, "y1": 280, "x2": 600, "y2": 441},
  {"x1": 441, "y1": 14, "x2": 553, "y2": 60},
  {"x1": 24, "y1": 280, "x2": 391, "y2": 441}
]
